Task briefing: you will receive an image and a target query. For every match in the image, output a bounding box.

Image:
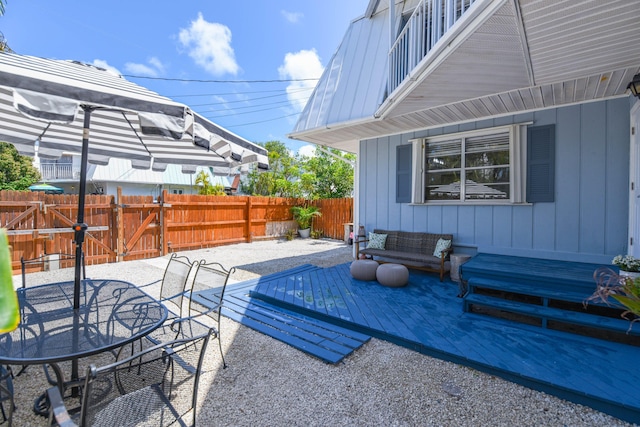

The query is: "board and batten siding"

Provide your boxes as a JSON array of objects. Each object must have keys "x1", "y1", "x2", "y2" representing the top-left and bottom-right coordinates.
[{"x1": 358, "y1": 98, "x2": 630, "y2": 264}]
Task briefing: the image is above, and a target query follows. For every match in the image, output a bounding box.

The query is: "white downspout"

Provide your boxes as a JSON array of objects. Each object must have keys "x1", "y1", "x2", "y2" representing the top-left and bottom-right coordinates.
[{"x1": 353, "y1": 143, "x2": 362, "y2": 259}]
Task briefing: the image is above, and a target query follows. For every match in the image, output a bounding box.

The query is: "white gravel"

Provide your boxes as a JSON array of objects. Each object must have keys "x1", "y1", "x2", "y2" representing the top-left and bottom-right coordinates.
[{"x1": 7, "y1": 238, "x2": 636, "y2": 426}]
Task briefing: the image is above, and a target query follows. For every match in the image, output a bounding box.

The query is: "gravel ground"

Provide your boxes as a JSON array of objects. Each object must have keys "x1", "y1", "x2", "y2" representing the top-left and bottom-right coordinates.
[{"x1": 6, "y1": 238, "x2": 636, "y2": 426}]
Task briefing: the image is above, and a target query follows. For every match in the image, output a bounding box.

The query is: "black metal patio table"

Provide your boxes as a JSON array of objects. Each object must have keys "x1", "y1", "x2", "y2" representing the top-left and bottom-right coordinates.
[{"x1": 0, "y1": 279, "x2": 167, "y2": 414}]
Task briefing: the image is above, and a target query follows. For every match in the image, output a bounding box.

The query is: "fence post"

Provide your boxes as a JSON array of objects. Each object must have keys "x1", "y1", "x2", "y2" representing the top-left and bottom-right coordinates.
[
  {"x1": 246, "y1": 197, "x2": 253, "y2": 243},
  {"x1": 116, "y1": 187, "x2": 124, "y2": 262},
  {"x1": 160, "y1": 190, "x2": 168, "y2": 255}
]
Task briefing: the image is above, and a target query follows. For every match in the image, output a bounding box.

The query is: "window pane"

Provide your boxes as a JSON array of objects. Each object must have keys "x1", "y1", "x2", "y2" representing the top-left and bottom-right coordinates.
[
  {"x1": 426, "y1": 138, "x2": 462, "y2": 201},
  {"x1": 464, "y1": 132, "x2": 510, "y2": 200},
  {"x1": 465, "y1": 132, "x2": 509, "y2": 169},
  {"x1": 464, "y1": 168, "x2": 510, "y2": 200},
  {"x1": 426, "y1": 171, "x2": 461, "y2": 200},
  {"x1": 465, "y1": 132, "x2": 509, "y2": 153},
  {"x1": 426, "y1": 139, "x2": 461, "y2": 170},
  {"x1": 424, "y1": 128, "x2": 513, "y2": 203}
]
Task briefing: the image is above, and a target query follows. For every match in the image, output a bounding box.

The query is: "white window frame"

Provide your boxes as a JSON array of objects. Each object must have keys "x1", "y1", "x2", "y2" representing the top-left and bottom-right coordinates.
[{"x1": 410, "y1": 124, "x2": 529, "y2": 205}]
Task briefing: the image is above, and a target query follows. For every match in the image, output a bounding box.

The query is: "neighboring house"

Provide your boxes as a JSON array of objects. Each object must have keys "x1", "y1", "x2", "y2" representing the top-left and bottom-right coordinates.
[
  {"x1": 37, "y1": 156, "x2": 234, "y2": 199},
  {"x1": 290, "y1": 0, "x2": 640, "y2": 264}
]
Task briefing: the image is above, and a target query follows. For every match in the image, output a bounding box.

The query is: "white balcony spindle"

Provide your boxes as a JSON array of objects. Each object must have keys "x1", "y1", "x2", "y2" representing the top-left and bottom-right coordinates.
[{"x1": 388, "y1": 0, "x2": 476, "y2": 95}]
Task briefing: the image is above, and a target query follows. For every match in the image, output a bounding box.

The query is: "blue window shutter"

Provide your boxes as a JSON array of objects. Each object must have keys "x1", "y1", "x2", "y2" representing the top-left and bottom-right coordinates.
[
  {"x1": 396, "y1": 144, "x2": 412, "y2": 203},
  {"x1": 527, "y1": 125, "x2": 555, "y2": 203}
]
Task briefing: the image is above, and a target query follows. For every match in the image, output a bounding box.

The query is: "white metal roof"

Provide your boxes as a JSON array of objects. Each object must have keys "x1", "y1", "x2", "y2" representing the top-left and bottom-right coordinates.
[
  {"x1": 290, "y1": 0, "x2": 640, "y2": 153},
  {"x1": 90, "y1": 158, "x2": 232, "y2": 187}
]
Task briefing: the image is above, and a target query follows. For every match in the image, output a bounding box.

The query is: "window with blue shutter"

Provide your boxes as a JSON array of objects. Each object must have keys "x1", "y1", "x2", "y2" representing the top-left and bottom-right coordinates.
[{"x1": 526, "y1": 125, "x2": 555, "y2": 203}]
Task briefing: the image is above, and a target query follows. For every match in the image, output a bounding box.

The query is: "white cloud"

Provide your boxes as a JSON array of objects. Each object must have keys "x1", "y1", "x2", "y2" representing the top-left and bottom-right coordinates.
[
  {"x1": 148, "y1": 57, "x2": 165, "y2": 74},
  {"x1": 278, "y1": 49, "x2": 323, "y2": 112},
  {"x1": 298, "y1": 144, "x2": 316, "y2": 158},
  {"x1": 124, "y1": 57, "x2": 166, "y2": 77},
  {"x1": 124, "y1": 63, "x2": 156, "y2": 77},
  {"x1": 90, "y1": 59, "x2": 121, "y2": 76},
  {"x1": 281, "y1": 10, "x2": 303, "y2": 24},
  {"x1": 178, "y1": 13, "x2": 239, "y2": 76}
]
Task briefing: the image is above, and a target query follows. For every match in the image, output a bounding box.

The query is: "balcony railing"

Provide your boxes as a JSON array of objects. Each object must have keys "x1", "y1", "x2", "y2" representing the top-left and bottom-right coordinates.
[
  {"x1": 39, "y1": 163, "x2": 78, "y2": 180},
  {"x1": 388, "y1": 0, "x2": 476, "y2": 95}
]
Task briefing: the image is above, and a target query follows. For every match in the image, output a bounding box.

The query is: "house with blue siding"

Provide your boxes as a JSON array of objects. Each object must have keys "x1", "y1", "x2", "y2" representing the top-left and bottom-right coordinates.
[{"x1": 290, "y1": 0, "x2": 640, "y2": 265}]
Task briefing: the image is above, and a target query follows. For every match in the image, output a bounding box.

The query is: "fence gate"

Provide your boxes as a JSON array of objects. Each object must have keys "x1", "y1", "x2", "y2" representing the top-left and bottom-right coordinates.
[
  {"x1": 1, "y1": 192, "x2": 115, "y2": 272},
  {"x1": 118, "y1": 191, "x2": 162, "y2": 261}
]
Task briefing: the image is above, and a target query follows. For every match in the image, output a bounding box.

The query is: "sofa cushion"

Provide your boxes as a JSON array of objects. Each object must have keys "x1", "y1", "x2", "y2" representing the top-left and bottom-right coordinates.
[
  {"x1": 433, "y1": 238, "x2": 452, "y2": 257},
  {"x1": 367, "y1": 232, "x2": 387, "y2": 250},
  {"x1": 373, "y1": 229, "x2": 398, "y2": 250}
]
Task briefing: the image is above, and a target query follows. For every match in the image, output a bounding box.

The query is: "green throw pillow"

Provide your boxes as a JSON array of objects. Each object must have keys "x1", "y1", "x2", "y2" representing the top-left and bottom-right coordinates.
[
  {"x1": 433, "y1": 238, "x2": 451, "y2": 257},
  {"x1": 368, "y1": 232, "x2": 387, "y2": 250}
]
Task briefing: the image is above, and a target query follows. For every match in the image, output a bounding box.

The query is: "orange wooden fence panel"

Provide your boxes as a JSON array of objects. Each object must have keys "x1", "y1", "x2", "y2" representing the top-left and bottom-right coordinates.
[
  {"x1": 312, "y1": 198, "x2": 354, "y2": 240},
  {"x1": 0, "y1": 189, "x2": 353, "y2": 272}
]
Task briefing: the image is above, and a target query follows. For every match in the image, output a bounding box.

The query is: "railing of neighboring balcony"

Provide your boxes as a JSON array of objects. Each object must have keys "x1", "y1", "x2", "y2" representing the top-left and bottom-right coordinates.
[
  {"x1": 388, "y1": 0, "x2": 476, "y2": 95},
  {"x1": 39, "y1": 163, "x2": 76, "y2": 180}
]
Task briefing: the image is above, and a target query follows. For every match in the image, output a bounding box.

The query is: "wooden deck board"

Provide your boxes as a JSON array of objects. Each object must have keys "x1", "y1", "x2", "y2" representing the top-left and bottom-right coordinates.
[
  {"x1": 218, "y1": 292, "x2": 370, "y2": 364},
  {"x1": 239, "y1": 258, "x2": 640, "y2": 425}
]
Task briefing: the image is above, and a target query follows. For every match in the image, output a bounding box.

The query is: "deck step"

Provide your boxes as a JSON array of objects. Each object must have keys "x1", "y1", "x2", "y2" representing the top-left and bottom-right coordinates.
[
  {"x1": 466, "y1": 277, "x2": 595, "y2": 304},
  {"x1": 464, "y1": 293, "x2": 639, "y2": 336},
  {"x1": 460, "y1": 253, "x2": 604, "y2": 288}
]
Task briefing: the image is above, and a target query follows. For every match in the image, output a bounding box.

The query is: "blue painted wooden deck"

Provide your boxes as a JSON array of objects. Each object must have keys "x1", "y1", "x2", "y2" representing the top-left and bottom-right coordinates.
[
  {"x1": 191, "y1": 265, "x2": 371, "y2": 364},
  {"x1": 227, "y1": 260, "x2": 640, "y2": 425}
]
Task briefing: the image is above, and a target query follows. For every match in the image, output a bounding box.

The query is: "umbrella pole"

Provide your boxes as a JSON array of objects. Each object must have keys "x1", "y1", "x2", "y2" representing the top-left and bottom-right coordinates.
[
  {"x1": 73, "y1": 107, "x2": 92, "y2": 311},
  {"x1": 69, "y1": 106, "x2": 93, "y2": 396}
]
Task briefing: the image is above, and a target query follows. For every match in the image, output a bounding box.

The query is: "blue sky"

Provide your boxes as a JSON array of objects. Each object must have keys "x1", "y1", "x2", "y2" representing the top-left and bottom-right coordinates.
[{"x1": 0, "y1": 1, "x2": 369, "y2": 155}]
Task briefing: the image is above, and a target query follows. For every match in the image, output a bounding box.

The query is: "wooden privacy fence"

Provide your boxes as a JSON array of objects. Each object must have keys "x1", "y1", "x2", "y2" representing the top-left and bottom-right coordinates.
[{"x1": 0, "y1": 189, "x2": 353, "y2": 273}]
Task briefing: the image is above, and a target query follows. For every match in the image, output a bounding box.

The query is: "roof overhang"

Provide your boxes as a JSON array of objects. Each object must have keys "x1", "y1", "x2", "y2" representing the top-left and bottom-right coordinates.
[{"x1": 290, "y1": 0, "x2": 640, "y2": 153}]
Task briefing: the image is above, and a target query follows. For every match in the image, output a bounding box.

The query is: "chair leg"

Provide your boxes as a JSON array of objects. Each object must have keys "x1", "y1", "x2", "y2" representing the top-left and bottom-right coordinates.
[
  {"x1": 218, "y1": 335, "x2": 227, "y2": 369},
  {"x1": 14, "y1": 365, "x2": 28, "y2": 377},
  {"x1": 0, "y1": 366, "x2": 14, "y2": 426}
]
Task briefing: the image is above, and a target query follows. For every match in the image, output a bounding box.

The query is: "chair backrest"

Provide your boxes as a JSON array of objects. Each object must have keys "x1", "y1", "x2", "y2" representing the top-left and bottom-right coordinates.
[
  {"x1": 20, "y1": 252, "x2": 85, "y2": 288},
  {"x1": 79, "y1": 331, "x2": 213, "y2": 427},
  {"x1": 159, "y1": 253, "x2": 196, "y2": 317},
  {"x1": 189, "y1": 260, "x2": 235, "y2": 320}
]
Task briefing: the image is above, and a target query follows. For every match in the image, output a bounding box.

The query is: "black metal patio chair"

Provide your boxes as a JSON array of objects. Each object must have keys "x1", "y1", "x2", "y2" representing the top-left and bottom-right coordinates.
[
  {"x1": 142, "y1": 253, "x2": 196, "y2": 319},
  {"x1": 20, "y1": 252, "x2": 86, "y2": 289},
  {"x1": 187, "y1": 260, "x2": 236, "y2": 369},
  {"x1": 46, "y1": 327, "x2": 214, "y2": 427}
]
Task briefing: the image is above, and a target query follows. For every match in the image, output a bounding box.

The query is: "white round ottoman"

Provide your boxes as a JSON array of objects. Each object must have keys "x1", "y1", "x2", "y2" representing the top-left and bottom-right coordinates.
[
  {"x1": 376, "y1": 263, "x2": 409, "y2": 287},
  {"x1": 350, "y1": 260, "x2": 379, "y2": 281}
]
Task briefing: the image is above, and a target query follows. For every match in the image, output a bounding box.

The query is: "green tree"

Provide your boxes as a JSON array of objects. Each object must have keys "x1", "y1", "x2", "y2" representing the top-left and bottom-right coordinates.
[
  {"x1": 195, "y1": 170, "x2": 226, "y2": 195},
  {"x1": 0, "y1": 31, "x2": 11, "y2": 53},
  {"x1": 0, "y1": 0, "x2": 13, "y2": 52},
  {"x1": 241, "y1": 142, "x2": 355, "y2": 199},
  {"x1": 241, "y1": 141, "x2": 303, "y2": 197},
  {"x1": 300, "y1": 147, "x2": 355, "y2": 199},
  {"x1": 0, "y1": 142, "x2": 41, "y2": 191},
  {"x1": 0, "y1": 1, "x2": 12, "y2": 53}
]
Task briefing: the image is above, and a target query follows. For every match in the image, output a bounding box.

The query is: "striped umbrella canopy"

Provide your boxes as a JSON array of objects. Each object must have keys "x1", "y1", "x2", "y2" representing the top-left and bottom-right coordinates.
[{"x1": 0, "y1": 52, "x2": 268, "y2": 308}]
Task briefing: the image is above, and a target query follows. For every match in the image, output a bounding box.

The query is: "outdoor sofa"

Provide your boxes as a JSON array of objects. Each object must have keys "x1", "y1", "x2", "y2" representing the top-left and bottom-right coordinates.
[{"x1": 355, "y1": 229, "x2": 453, "y2": 281}]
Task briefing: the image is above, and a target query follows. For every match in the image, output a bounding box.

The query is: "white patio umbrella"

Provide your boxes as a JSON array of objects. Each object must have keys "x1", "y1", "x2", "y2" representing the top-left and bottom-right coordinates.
[{"x1": 0, "y1": 52, "x2": 267, "y2": 309}]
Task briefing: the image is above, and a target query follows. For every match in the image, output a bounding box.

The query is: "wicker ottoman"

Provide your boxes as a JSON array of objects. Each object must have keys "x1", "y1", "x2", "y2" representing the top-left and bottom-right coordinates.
[
  {"x1": 376, "y1": 263, "x2": 409, "y2": 287},
  {"x1": 350, "y1": 259, "x2": 379, "y2": 281}
]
